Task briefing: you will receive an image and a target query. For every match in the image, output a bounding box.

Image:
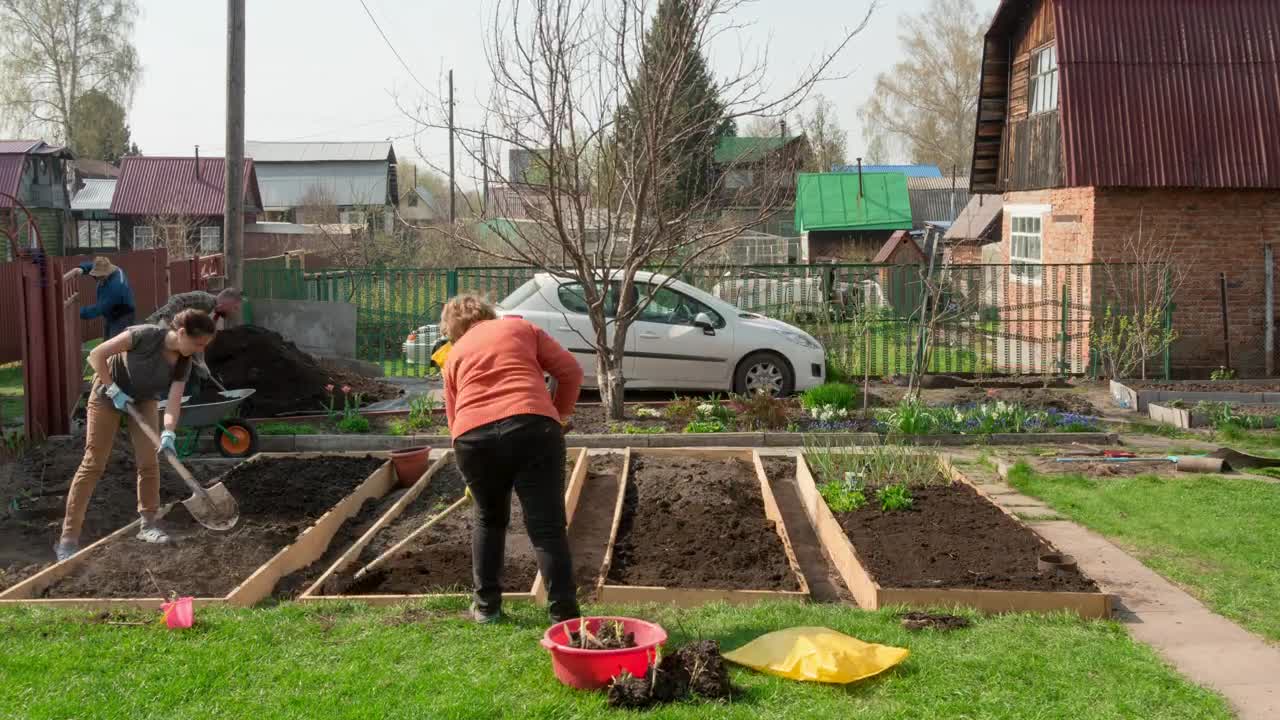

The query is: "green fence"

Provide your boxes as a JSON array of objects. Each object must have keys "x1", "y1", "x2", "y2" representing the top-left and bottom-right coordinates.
[{"x1": 243, "y1": 262, "x2": 1168, "y2": 380}]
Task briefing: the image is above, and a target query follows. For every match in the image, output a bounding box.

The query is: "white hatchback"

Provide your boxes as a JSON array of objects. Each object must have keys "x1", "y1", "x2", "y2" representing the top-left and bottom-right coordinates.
[{"x1": 404, "y1": 271, "x2": 826, "y2": 395}]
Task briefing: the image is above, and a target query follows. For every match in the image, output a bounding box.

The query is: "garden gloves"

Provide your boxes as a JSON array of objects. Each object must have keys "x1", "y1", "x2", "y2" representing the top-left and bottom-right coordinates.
[
  {"x1": 158, "y1": 430, "x2": 177, "y2": 457},
  {"x1": 102, "y1": 382, "x2": 132, "y2": 411}
]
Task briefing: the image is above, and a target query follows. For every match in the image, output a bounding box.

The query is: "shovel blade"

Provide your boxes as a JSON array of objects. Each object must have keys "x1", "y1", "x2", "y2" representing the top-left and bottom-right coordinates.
[{"x1": 183, "y1": 482, "x2": 239, "y2": 531}]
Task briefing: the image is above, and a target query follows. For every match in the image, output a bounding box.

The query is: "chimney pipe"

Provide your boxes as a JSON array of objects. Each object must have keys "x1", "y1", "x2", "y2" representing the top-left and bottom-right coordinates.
[
  {"x1": 856, "y1": 156, "x2": 864, "y2": 199},
  {"x1": 194, "y1": 145, "x2": 200, "y2": 180},
  {"x1": 779, "y1": 119, "x2": 787, "y2": 138}
]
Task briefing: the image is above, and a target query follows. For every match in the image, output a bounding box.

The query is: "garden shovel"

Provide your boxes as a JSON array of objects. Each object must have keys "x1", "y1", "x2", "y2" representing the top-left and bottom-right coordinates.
[{"x1": 122, "y1": 403, "x2": 240, "y2": 531}]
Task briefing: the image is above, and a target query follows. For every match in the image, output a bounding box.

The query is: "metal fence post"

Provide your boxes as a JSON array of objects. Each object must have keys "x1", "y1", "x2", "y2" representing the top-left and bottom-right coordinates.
[
  {"x1": 446, "y1": 269, "x2": 459, "y2": 300},
  {"x1": 1059, "y1": 282, "x2": 1069, "y2": 374}
]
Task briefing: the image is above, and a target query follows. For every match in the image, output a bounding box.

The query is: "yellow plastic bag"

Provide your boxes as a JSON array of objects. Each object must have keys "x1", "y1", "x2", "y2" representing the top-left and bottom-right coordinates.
[
  {"x1": 430, "y1": 342, "x2": 452, "y2": 369},
  {"x1": 722, "y1": 627, "x2": 909, "y2": 684}
]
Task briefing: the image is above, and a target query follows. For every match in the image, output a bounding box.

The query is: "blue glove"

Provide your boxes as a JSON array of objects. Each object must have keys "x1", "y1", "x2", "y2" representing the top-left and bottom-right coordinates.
[
  {"x1": 158, "y1": 430, "x2": 177, "y2": 457},
  {"x1": 103, "y1": 383, "x2": 132, "y2": 411}
]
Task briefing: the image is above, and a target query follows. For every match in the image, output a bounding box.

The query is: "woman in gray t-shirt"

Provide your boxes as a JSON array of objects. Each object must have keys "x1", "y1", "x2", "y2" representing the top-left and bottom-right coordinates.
[{"x1": 55, "y1": 309, "x2": 218, "y2": 561}]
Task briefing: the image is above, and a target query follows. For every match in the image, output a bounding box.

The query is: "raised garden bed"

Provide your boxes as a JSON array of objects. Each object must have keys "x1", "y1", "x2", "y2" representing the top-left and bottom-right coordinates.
[
  {"x1": 0, "y1": 454, "x2": 392, "y2": 609},
  {"x1": 794, "y1": 452, "x2": 1111, "y2": 618},
  {"x1": 301, "y1": 449, "x2": 588, "y2": 605},
  {"x1": 1149, "y1": 401, "x2": 1280, "y2": 430},
  {"x1": 1111, "y1": 378, "x2": 1280, "y2": 413},
  {"x1": 596, "y1": 448, "x2": 809, "y2": 606}
]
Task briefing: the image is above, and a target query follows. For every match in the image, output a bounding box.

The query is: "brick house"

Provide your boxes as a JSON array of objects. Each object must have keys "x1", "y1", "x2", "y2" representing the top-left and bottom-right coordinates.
[
  {"x1": 0, "y1": 139, "x2": 74, "y2": 259},
  {"x1": 971, "y1": 0, "x2": 1280, "y2": 376},
  {"x1": 110, "y1": 155, "x2": 262, "y2": 256}
]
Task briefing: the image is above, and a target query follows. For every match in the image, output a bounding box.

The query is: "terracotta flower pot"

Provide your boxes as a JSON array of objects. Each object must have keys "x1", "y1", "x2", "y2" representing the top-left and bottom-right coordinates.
[{"x1": 389, "y1": 446, "x2": 432, "y2": 488}]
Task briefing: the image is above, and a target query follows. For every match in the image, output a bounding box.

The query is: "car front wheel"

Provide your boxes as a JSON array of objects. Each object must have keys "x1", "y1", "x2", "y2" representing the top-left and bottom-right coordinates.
[{"x1": 734, "y1": 351, "x2": 794, "y2": 396}]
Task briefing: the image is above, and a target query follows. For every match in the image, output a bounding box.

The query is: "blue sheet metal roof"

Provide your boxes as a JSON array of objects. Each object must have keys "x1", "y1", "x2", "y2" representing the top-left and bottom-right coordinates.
[{"x1": 832, "y1": 163, "x2": 942, "y2": 178}]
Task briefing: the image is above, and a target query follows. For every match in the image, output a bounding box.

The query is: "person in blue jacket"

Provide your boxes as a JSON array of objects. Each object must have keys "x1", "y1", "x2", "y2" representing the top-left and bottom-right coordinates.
[{"x1": 77, "y1": 256, "x2": 136, "y2": 341}]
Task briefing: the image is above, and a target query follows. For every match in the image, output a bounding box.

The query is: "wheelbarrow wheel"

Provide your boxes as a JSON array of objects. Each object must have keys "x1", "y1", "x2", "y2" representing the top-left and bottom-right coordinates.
[{"x1": 216, "y1": 420, "x2": 259, "y2": 458}]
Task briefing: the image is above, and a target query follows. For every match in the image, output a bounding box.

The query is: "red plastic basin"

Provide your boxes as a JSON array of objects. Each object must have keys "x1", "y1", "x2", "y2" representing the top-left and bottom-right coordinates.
[{"x1": 540, "y1": 616, "x2": 668, "y2": 690}]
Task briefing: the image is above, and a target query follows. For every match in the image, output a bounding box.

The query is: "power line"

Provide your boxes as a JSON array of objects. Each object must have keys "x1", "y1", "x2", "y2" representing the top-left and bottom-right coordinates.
[{"x1": 356, "y1": 0, "x2": 435, "y2": 99}]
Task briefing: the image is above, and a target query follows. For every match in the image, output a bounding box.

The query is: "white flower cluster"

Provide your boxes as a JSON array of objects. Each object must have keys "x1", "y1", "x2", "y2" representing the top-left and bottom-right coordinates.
[
  {"x1": 635, "y1": 407, "x2": 662, "y2": 419},
  {"x1": 809, "y1": 404, "x2": 850, "y2": 422},
  {"x1": 696, "y1": 403, "x2": 715, "y2": 416}
]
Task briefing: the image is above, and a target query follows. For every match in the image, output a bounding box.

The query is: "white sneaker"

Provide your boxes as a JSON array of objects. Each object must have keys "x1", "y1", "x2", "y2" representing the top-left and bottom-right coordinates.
[{"x1": 136, "y1": 521, "x2": 172, "y2": 545}]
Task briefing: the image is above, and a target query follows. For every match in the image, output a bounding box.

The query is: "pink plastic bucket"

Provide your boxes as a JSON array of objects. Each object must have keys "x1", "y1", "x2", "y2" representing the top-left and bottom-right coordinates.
[
  {"x1": 161, "y1": 597, "x2": 194, "y2": 629},
  {"x1": 540, "y1": 617, "x2": 667, "y2": 690}
]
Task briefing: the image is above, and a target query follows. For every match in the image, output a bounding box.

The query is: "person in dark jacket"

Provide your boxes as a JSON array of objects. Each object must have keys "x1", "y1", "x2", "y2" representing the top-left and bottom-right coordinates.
[{"x1": 77, "y1": 256, "x2": 136, "y2": 341}]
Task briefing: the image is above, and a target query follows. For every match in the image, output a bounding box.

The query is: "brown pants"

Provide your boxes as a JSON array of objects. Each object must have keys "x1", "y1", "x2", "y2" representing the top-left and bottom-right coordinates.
[{"x1": 61, "y1": 389, "x2": 161, "y2": 540}]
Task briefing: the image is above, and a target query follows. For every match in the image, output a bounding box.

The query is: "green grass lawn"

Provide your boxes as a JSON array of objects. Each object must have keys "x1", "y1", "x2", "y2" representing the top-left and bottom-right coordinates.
[
  {"x1": 0, "y1": 362, "x2": 22, "y2": 426},
  {"x1": 0, "y1": 601, "x2": 1228, "y2": 719},
  {"x1": 1009, "y1": 465, "x2": 1280, "y2": 642}
]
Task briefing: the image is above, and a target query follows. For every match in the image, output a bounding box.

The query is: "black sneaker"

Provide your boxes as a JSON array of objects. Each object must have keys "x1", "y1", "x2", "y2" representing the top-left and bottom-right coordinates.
[{"x1": 470, "y1": 602, "x2": 503, "y2": 624}]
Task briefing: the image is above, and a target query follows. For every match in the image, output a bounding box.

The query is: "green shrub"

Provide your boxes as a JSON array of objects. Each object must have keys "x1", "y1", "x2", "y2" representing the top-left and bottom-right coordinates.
[
  {"x1": 683, "y1": 419, "x2": 725, "y2": 434},
  {"x1": 610, "y1": 423, "x2": 664, "y2": 435},
  {"x1": 801, "y1": 383, "x2": 860, "y2": 412},
  {"x1": 337, "y1": 416, "x2": 372, "y2": 434}
]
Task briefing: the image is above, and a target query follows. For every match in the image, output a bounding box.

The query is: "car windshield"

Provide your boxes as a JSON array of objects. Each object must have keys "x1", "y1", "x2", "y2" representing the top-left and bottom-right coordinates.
[{"x1": 497, "y1": 278, "x2": 540, "y2": 309}]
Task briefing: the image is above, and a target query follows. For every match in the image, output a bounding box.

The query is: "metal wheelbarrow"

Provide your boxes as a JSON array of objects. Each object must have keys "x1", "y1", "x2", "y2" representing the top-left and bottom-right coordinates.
[{"x1": 158, "y1": 388, "x2": 259, "y2": 459}]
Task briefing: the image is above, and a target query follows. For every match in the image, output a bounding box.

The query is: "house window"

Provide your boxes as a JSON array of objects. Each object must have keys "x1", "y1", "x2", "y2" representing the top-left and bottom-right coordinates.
[
  {"x1": 339, "y1": 210, "x2": 367, "y2": 226},
  {"x1": 77, "y1": 220, "x2": 120, "y2": 249},
  {"x1": 1029, "y1": 45, "x2": 1058, "y2": 114},
  {"x1": 133, "y1": 226, "x2": 155, "y2": 249},
  {"x1": 1010, "y1": 215, "x2": 1043, "y2": 282},
  {"x1": 199, "y1": 225, "x2": 222, "y2": 254},
  {"x1": 724, "y1": 169, "x2": 754, "y2": 190}
]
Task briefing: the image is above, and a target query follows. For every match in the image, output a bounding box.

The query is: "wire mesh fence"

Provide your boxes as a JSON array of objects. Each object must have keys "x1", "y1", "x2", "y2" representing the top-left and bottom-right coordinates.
[{"x1": 243, "y1": 262, "x2": 1171, "y2": 380}]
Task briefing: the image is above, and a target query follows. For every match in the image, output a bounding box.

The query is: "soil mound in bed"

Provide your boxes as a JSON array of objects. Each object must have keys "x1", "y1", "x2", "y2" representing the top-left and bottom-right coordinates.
[
  {"x1": 41, "y1": 456, "x2": 383, "y2": 599},
  {"x1": 201, "y1": 325, "x2": 399, "y2": 417},
  {"x1": 835, "y1": 482, "x2": 1097, "y2": 592},
  {"x1": 606, "y1": 455, "x2": 799, "y2": 591}
]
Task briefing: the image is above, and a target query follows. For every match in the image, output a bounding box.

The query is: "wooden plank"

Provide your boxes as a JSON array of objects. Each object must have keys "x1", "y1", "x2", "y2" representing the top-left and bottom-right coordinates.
[
  {"x1": 794, "y1": 454, "x2": 881, "y2": 609},
  {"x1": 226, "y1": 461, "x2": 396, "y2": 606},
  {"x1": 1, "y1": 454, "x2": 394, "y2": 609},
  {"x1": 299, "y1": 451, "x2": 452, "y2": 599},
  {"x1": 594, "y1": 447, "x2": 632, "y2": 598},
  {"x1": 596, "y1": 585, "x2": 808, "y2": 607},
  {"x1": 532, "y1": 448, "x2": 590, "y2": 603},
  {"x1": 752, "y1": 450, "x2": 810, "y2": 597},
  {"x1": 878, "y1": 588, "x2": 1112, "y2": 620}
]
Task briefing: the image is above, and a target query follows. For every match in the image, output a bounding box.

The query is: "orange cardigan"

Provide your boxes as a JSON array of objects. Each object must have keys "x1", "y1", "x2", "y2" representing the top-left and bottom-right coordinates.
[{"x1": 444, "y1": 318, "x2": 584, "y2": 439}]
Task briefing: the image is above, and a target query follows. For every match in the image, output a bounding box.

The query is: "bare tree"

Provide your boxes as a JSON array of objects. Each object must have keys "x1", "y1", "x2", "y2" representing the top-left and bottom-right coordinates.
[
  {"x1": 143, "y1": 214, "x2": 201, "y2": 259},
  {"x1": 798, "y1": 94, "x2": 847, "y2": 173},
  {"x1": 1091, "y1": 212, "x2": 1186, "y2": 380},
  {"x1": 858, "y1": 0, "x2": 984, "y2": 169},
  {"x1": 0, "y1": 0, "x2": 140, "y2": 143},
  {"x1": 406, "y1": 0, "x2": 873, "y2": 419}
]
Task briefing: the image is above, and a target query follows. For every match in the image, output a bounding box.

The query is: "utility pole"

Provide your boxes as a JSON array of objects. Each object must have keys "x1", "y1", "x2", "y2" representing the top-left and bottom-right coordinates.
[
  {"x1": 224, "y1": 0, "x2": 246, "y2": 294},
  {"x1": 448, "y1": 69, "x2": 456, "y2": 224}
]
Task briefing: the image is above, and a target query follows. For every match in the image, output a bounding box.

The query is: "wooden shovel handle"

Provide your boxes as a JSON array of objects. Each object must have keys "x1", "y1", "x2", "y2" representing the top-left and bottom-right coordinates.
[{"x1": 353, "y1": 494, "x2": 471, "y2": 580}]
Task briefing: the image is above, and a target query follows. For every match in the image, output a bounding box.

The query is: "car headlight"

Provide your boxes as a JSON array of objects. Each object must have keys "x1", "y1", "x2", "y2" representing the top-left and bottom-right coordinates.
[{"x1": 772, "y1": 327, "x2": 821, "y2": 350}]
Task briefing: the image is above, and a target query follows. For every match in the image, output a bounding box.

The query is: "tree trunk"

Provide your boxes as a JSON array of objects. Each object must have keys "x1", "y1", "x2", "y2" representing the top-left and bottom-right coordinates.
[{"x1": 598, "y1": 355, "x2": 626, "y2": 422}]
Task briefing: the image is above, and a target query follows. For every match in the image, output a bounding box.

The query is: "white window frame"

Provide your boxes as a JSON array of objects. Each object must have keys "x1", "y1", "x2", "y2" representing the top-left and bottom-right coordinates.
[
  {"x1": 1008, "y1": 207, "x2": 1046, "y2": 284},
  {"x1": 199, "y1": 225, "x2": 222, "y2": 254},
  {"x1": 133, "y1": 225, "x2": 155, "y2": 250},
  {"x1": 77, "y1": 220, "x2": 120, "y2": 249},
  {"x1": 1029, "y1": 44, "x2": 1059, "y2": 115}
]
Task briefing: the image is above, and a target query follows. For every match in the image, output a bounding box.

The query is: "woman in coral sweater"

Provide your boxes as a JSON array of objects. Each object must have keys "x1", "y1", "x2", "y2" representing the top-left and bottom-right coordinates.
[{"x1": 441, "y1": 294, "x2": 584, "y2": 624}]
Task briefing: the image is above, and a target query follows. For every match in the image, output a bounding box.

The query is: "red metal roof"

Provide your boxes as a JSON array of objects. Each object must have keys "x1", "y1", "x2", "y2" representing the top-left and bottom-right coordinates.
[
  {"x1": 0, "y1": 140, "x2": 40, "y2": 155},
  {"x1": 110, "y1": 156, "x2": 263, "y2": 216},
  {"x1": 0, "y1": 155, "x2": 26, "y2": 207},
  {"x1": 1056, "y1": 0, "x2": 1280, "y2": 188}
]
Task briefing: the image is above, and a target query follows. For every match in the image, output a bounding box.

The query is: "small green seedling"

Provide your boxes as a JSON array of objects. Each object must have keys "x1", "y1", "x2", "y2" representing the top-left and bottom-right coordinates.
[{"x1": 877, "y1": 483, "x2": 914, "y2": 511}]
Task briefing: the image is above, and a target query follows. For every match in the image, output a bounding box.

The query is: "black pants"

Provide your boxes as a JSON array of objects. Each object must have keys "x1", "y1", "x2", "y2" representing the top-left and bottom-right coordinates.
[{"x1": 454, "y1": 414, "x2": 579, "y2": 621}]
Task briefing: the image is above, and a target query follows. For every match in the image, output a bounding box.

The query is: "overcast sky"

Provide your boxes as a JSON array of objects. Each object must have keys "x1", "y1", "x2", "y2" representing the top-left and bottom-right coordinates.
[{"x1": 130, "y1": 0, "x2": 998, "y2": 185}]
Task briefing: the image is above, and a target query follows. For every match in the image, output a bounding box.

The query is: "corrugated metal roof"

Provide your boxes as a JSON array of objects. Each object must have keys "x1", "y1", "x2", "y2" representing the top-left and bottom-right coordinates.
[
  {"x1": 908, "y1": 188, "x2": 970, "y2": 228},
  {"x1": 74, "y1": 158, "x2": 120, "y2": 178},
  {"x1": 794, "y1": 172, "x2": 913, "y2": 233},
  {"x1": 714, "y1": 136, "x2": 802, "y2": 164},
  {"x1": 71, "y1": 179, "x2": 117, "y2": 211},
  {"x1": 832, "y1": 163, "x2": 942, "y2": 178},
  {"x1": 0, "y1": 140, "x2": 40, "y2": 154},
  {"x1": 0, "y1": 155, "x2": 25, "y2": 207},
  {"x1": 111, "y1": 156, "x2": 262, "y2": 216},
  {"x1": 906, "y1": 176, "x2": 970, "y2": 190},
  {"x1": 255, "y1": 161, "x2": 389, "y2": 209},
  {"x1": 246, "y1": 141, "x2": 395, "y2": 163},
  {"x1": 944, "y1": 194, "x2": 1003, "y2": 242}
]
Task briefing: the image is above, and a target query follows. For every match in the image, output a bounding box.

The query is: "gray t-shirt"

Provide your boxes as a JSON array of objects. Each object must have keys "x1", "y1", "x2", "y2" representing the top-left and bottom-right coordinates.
[{"x1": 107, "y1": 325, "x2": 191, "y2": 400}]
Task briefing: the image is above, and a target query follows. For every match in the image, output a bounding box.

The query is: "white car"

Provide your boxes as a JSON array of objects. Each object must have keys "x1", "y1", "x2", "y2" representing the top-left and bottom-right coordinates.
[{"x1": 404, "y1": 271, "x2": 825, "y2": 395}]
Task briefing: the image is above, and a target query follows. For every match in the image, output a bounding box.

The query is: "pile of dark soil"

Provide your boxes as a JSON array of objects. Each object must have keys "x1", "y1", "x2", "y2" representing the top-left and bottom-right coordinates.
[
  {"x1": 329, "y1": 460, "x2": 545, "y2": 596},
  {"x1": 41, "y1": 456, "x2": 381, "y2": 599},
  {"x1": 567, "y1": 454, "x2": 624, "y2": 594},
  {"x1": 1128, "y1": 380, "x2": 1280, "y2": 392},
  {"x1": 0, "y1": 436, "x2": 192, "y2": 592},
  {"x1": 569, "y1": 620, "x2": 635, "y2": 649},
  {"x1": 606, "y1": 640, "x2": 732, "y2": 709},
  {"x1": 934, "y1": 387, "x2": 1098, "y2": 416},
  {"x1": 201, "y1": 325, "x2": 400, "y2": 417},
  {"x1": 606, "y1": 455, "x2": 799, "y2": 591},
  {"x1": 901, "y1": 611, "x2": 971, "y2": 631},
  {"x1": 834, "y1": 483, "x2": 1098, "y2": 592}
]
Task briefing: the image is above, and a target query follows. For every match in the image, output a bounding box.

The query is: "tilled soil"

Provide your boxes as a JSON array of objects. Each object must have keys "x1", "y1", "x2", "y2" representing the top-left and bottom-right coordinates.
[
  {"x1": 201, "y1": 325, "x2": 400, "y2": 417},
  {"x1": 930, "y1": 387, "x2": 1098, "y2": 415},
  {"x1": 567, "y1": 454, "x2": 624, "y2": 595},
  {"x1": 0, "y1": 436, "x2": 197, "y2": 592},
  {"x1": 606, "y1": 455, "x2": 799, "y2": 591},
  {"x1": 1127, "y1": 380, "x2": 1280, "y2": 392},
  {"x1": 41, "y1": 456, "x2": 382, "y2": 599},
  {"x1": 330, "y1": 460, "x2": 542, "y2": 596},
  {"x1": 834, "y1": 483, "x2": 1098, "y2": 592}
]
